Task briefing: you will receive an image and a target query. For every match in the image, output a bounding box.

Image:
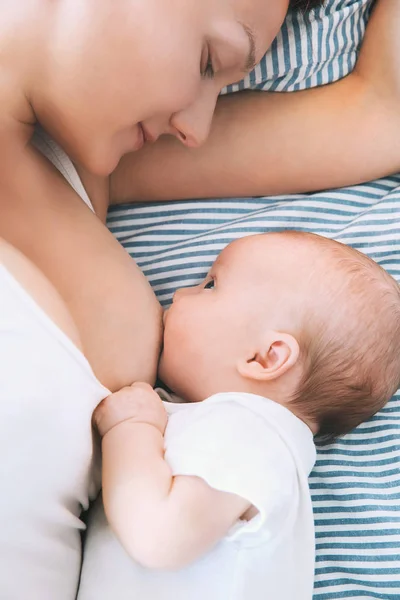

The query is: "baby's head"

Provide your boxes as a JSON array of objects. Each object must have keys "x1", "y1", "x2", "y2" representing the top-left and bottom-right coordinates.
[{"x1": 159, "y1": 232, "x2": 400, "y2": 441}]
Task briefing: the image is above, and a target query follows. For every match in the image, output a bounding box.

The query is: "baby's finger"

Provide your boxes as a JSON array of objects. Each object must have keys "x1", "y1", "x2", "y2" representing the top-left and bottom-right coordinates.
[{"x1": 130, "y1": 381, "x2": 156, "y2": 393}]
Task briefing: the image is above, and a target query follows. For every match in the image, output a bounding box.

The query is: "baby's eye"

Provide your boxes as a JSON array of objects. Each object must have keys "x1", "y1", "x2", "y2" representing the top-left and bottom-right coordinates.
[{"x1": 204, "y1": 278, "x2": 215, "y2": 290}]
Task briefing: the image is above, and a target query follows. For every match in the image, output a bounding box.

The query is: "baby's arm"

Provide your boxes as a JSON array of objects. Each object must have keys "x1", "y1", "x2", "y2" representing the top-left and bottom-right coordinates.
[
  {"x1": 111, "y1": 0, "x2": 400, "y2": 202},
  {"x1": 94, "y1": 383, "x2": 251, "y2": 570}
]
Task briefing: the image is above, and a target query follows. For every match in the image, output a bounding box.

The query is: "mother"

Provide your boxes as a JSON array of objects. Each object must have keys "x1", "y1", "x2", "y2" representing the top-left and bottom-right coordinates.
[
  {"x1": 0, "y1": 0, "x2": 298, "y2": 393},
  {"x1": 0, "y1": 0, "x2": 397, "y2": 599},
  {"x1": 0, "y1": 0, "x2": 304, "y2": 598}
]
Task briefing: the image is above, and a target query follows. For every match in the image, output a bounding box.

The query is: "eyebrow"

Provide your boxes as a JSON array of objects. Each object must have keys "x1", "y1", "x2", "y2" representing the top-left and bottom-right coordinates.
[{"x1": 240, "y1": 22, "x2": 257, "y2": 73}]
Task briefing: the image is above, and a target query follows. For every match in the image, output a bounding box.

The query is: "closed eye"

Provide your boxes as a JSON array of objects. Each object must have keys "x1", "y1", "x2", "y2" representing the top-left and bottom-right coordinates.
[{"x1": 201, "y1": 46, "x2": 215, "y2": 80}]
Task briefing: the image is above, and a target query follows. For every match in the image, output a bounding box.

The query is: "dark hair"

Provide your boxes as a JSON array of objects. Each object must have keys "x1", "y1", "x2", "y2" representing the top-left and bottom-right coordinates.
[{"x1": 289, "y1": 0, "x2": 325, "y2": 10}]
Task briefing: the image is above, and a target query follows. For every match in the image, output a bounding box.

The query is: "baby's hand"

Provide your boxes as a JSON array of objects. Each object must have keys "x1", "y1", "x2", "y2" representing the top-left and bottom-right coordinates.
[{"x1": 93, "y1": 382, "x2": 168, "y2": 438}]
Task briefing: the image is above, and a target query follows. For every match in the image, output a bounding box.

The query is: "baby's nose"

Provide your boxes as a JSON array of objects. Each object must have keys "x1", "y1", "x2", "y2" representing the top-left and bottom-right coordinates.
[
  {"x1": 173, "y1": 287, "x2": 185, "y2": 302},
  {"x1": 173, "y1": 286, "x2": 195, "y2": 302}
]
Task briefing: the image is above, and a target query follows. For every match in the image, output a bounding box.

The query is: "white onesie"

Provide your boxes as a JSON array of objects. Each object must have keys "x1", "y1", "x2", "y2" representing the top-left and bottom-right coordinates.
[{"x1": 78, "y1": 392, "x2": 316, "y2": 600}]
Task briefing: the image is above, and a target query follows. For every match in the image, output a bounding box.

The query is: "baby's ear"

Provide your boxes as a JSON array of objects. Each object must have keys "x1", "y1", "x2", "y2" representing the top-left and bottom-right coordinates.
[{"x1": 236, "y1": 332, "x2": 300, "y2": 382}]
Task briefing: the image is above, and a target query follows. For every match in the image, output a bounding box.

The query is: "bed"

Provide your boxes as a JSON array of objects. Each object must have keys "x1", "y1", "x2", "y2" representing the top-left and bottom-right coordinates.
[{"x1": 107, "y1": 1, "x2": 400, "y2": 597}]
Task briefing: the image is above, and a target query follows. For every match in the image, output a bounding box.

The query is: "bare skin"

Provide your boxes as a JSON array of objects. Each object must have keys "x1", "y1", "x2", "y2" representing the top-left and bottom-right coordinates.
[
  {"x1": 0, "y1": 0, "x2": 282, "y2": 389},
  {"x1": 0, "y1": 1, "x2": 397, "y2": 390},
  {"x1": 0, "y1": 237, "x2": 82, "y2": 352},
  {"x1": 111, "y1": 0, "x2": 400, "y2": 203},
  {"x1": 0, "y1": 147, "x2": 162, "y2": 391}
]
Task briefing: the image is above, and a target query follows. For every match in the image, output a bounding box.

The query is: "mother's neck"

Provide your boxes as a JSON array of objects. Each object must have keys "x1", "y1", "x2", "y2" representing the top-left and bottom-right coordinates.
[{"x1": 0, "y1": 0, "x2": 52, "y2": 143}]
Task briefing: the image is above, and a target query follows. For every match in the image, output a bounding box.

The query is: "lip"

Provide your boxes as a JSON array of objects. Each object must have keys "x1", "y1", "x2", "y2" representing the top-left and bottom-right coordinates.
[
  {"x1": 141, "y1": 123, "x2": 157, "y2": 144},
  {"x1": 131, "y1": 123, "x2": 145, "y2": 151}
]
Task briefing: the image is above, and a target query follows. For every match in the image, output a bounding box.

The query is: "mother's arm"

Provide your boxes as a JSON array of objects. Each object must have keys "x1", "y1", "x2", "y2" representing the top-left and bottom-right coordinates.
[
  {"x1": 111, "y1": 0, "x2": 400, "y2": 202},
  {"x1": 0, "y1": 142, "x2": 162, "y2": 392}
]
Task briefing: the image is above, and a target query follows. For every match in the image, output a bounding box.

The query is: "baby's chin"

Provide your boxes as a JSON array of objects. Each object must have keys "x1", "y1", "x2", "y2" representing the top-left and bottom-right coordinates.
[
  {"x1": 157, "y1": 353, "x2": 199, "y2": 402},
  {"x1": 157, "y1": 352, "x2": 172, "y2": 389}
]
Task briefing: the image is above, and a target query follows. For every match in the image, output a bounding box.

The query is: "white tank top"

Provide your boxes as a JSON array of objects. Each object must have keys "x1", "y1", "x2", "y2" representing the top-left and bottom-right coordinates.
[
  {"x1": 32, "y1": 126, "x2": 94, "y2": 211},
  {"x1": 0, "y1": 134, "x2": 108, "y2": 600}
]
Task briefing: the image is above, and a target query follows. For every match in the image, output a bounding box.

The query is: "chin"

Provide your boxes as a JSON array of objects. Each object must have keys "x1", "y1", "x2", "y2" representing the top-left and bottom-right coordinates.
[
  {"x1": 158, "y1": 355, "x2": 185, "y2": 398},
  {"x1": 87, "y1": 153, "x2": 120, "y2": 177},
  {"x1": 75, "y1": 142, "x2": 122, "y2": 177},
  {"x1": 160, "y1": 345, "x2": 212, "y2": 402},
  {"x1": 158, "y1": 354, "x2": 172, "y2": 389}
]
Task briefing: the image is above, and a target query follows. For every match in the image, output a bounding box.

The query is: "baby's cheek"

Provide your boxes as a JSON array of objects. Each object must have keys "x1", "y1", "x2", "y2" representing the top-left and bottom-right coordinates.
[
  {"x1": 167, "y1": 306, "x2": 199, "y2": 345},
  {"x1": 158, "y1": 325, "x2": 186, "y2": 382},
  {"x1": 159, "y1": 320, "x2": 198, "y2": 384}
]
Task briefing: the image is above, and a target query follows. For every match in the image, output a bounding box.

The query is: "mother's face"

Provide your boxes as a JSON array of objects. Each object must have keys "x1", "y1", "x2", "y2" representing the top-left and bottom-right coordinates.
[{"x1": 38, "y1": 0, "x2": 288, "y2": 174}]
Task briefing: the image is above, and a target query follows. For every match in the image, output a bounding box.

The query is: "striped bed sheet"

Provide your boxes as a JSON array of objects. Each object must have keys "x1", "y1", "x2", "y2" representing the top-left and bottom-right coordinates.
[
  {"x1": 108, "y1": 1, "x2": 400, "y2": 597},
  {"x1": 224, "y1": 0, "x2": 373, "y2": 93}
]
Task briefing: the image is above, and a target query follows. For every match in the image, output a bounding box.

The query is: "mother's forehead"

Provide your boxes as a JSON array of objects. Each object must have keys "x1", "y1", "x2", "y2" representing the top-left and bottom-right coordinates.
[{"x1": 233, "y1": 0, "x2": 290, "y2": 58}]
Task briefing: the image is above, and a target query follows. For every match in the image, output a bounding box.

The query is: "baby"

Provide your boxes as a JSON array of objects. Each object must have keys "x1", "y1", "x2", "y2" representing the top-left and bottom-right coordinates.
[{"x1": 80, "y1": 231, "x2": 400, "y2": 600}]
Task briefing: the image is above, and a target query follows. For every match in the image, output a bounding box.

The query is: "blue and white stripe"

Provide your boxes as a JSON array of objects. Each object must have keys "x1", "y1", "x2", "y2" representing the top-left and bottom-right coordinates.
[
  {"x1": 109, "y1": 1, "x2": 400, "y2": 597},
  {"x1": 223, "y1": 0, "x2": 374, "y2": 94}
]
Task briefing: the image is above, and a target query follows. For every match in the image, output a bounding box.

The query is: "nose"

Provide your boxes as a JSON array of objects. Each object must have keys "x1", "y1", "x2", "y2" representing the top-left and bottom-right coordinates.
[
  {"x1": 170, "y1": 83, "x2": 219, "y2": 148},
  {"x1": 173, "y1": 287, "x2": 187, "y2": 302},
  {"x1": 173, "y1": 285, "x2": 197, "y2": 303}
]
